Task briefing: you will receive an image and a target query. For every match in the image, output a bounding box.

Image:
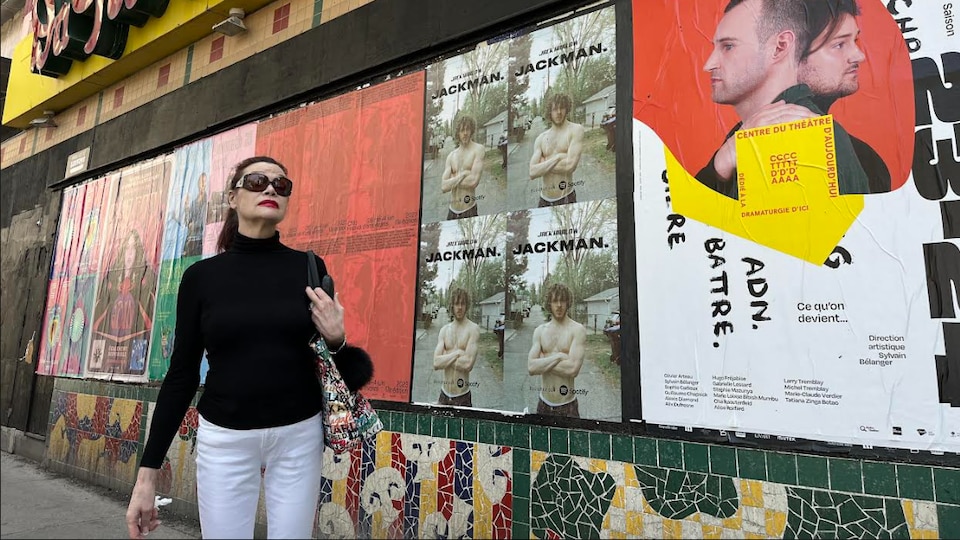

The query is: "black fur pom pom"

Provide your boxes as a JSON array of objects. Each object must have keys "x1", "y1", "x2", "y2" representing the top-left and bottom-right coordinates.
[{"x1": 332, "y1": 345, "x2": 374, "y2": 391}]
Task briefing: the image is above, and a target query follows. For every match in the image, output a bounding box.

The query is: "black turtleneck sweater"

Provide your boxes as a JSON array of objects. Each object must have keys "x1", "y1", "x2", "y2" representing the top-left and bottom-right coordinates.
[{"x1": 140, "y1": 232, "x2": 328, "y2": 469}]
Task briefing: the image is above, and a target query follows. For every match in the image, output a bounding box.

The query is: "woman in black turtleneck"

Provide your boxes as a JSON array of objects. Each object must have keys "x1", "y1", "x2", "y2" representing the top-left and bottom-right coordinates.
[{"x1": 124, "y1": 156, "x2": 372, "y2": 539}]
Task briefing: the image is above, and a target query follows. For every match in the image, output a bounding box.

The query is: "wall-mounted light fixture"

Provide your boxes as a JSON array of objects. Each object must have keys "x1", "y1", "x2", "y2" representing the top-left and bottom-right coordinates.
[
  {"x1": 29, "y1": 110, "x2": 57, "y2": 128},
  {"x1": 212, "y1": 8, "x2": 247, "y2": 36}
]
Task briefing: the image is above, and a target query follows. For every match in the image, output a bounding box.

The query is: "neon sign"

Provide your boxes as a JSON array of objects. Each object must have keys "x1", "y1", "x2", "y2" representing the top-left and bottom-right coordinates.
[{"x1": 31, "y1": 0, "x2": 170, "y2": 78}]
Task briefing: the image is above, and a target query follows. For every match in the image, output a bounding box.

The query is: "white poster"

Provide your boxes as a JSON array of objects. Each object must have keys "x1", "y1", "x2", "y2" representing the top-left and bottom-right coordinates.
[{"x1": 633, "y1": 0, "x2": 958, "y2": 452}]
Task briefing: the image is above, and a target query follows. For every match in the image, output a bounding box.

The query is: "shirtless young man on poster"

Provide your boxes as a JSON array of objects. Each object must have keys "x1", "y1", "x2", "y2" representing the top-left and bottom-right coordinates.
[
  {"x1": 529, "y1": 92, "x2": 585, "y2": 207},
  {"x1": 441, "y1": 115, "x2": 486, "y2": 220},
  {"x1": 528, "y1": 283, "x2": 586, "y2": 418},
  {"x1": 433, "y1": 288, "x2": 480, "y2": 407}
]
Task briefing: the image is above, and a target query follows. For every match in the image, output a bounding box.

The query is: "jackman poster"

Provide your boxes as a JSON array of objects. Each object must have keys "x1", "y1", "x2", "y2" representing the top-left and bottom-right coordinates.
[
  {"x1": 506, "y1": 5, "x2": 617, "y2": 211},
  {"x1": 86, "y1": 158, "x2": 170, "y2": 381},
  {"x1": 411, "y1": 215, "x2": 507, "y2": 411},
  {"x1": 422, "y1": 39, "x2": 510, "y2": 223},
  {"x1": 633, "y1": 0, "x2": 958, "y2": 451},
  {"x1": 502, "y1": 201, "x2": 621, "y2": 421},
  {"x1": 259, "y1": 73, "x2": 426, "y2": 402}
]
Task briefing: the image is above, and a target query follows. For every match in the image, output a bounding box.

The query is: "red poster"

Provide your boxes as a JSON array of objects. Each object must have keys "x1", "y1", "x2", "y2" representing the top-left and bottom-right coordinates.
[{"x1": 258, "y1": 72, "x2": 426, "y2": 401}]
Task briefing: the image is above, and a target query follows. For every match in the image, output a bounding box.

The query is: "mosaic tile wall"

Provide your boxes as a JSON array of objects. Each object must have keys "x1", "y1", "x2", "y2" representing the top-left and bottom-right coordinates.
[{"x1": 46, "y1": 381, "x2": 959, "y2": 539}]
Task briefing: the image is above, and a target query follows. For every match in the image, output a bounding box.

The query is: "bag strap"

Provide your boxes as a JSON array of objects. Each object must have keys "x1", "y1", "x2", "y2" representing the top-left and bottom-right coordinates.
[{"x1": 307, "y1": 250, "x2": 321, "y2": 289}]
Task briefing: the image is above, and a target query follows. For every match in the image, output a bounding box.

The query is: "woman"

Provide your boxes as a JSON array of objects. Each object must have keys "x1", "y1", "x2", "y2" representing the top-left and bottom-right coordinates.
[
  {"x1": 125, "y1": 156, "x2": 373, "y2": 539},
  {"x1": 92, "y1": 228, "x2": 157, "y2": 374}
]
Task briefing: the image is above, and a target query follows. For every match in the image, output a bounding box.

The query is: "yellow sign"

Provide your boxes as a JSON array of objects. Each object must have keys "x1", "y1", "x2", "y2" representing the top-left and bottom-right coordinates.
[
  {"x1": 3, "y1": 0, "x2": 277, "y2": 128},
  {"x1": 668, "y1": 115, "x2": 863, "y2": 264}
]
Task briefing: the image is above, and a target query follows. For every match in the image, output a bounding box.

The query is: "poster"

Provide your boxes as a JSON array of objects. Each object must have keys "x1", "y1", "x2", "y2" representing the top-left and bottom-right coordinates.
[
  {"x1": 259, "y1": 73, "x2": 426, "y2": 402},
  {"x1": 422, "y1": 40, "x2": 510, "y2": 223},
  {"x1": 37, "y1": 186, "x2": 80, "y2": 376},
  {"x1": 633, "y1": 0, "x2": 958, "y2": 451},
  {"x1": 148, "y1": 140, "x2": 212, "y2": 380},
  {"x1": 412, "y1": 6, "x2": 622, "y2": 420},
  {"x1": 37, "y1": 176, "x2": 114, "y2": 377},
  {"x1": 86, "y1": 158, "x2": 170, "y2": 381},
  {"x1": 506, "y1": 6, "x2": 617, "y2": 211},
  {"x1": 411, "y1": 215, "x2": 507, "y2": 411},
  {"x1": 501, "y1": 202, "x2": 621, "y2": 421},
  {"x1": 204, "y1": 125, "x2": 257, "y2": 257}
]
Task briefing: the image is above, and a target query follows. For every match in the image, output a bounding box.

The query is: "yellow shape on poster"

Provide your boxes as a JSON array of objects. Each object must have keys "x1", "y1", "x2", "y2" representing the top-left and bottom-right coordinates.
[{"x1": 668, "y1": 115, "x2": 863, "y2": 264}]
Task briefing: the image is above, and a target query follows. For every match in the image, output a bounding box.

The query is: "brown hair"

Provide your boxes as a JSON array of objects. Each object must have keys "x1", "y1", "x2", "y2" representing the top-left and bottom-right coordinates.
[
  {"x1": 547, "y1": 92, "x2": 573, "y2": 114},
  {"x1": 800, "y1": 0, "x2": 861, "y2": 60},
  {"x1": 449, "y1": 287, "x2": 470, "y2": 309},
  {"x1": 544, "y1": 282, "x2": 572, "y2": 306},
  {"x1": 216, "y1": 155, "x2": 288, "y2": 253},
  {"x1": 453, "y1": 115, "x2": 477, "y2": 147}
]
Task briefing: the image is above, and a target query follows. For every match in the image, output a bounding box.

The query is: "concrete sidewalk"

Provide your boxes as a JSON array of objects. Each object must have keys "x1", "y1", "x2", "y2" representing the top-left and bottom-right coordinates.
[{"x1": 1, "y1": 452, "x2": 201, "y2": 539}]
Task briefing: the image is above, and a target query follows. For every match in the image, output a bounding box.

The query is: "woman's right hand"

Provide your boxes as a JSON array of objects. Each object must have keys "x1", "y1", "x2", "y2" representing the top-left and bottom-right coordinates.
[{"x1": 125, "y1": 468, "x2": 161, "y2": 539}]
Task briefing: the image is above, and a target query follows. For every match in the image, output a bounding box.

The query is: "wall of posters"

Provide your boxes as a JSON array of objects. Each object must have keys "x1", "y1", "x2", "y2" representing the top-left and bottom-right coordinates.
[
  {"x1": 148, "y1": 139, "x2": 212, "y2": 381},
  {"x1": 37, "y1": 176, "x2": 114, "y2": 377},
  {"x1": 633, "y1": 0, "x2": 958, "y2": 451},
  {"x1": 412, "y1": 5, "x2": 622, "y2": 420},
  {"x1": 260, "y1": 73, "x2": 426, "y2": 402},
  {"x1": 85, "y1": 158, "x2": 170, "y2": 381}
]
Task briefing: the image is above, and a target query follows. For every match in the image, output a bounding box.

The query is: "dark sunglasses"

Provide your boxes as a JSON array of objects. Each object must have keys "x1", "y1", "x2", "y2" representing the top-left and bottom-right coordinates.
[{"x1": 234, "y1": 172, "x2": 294, "y2": 197}]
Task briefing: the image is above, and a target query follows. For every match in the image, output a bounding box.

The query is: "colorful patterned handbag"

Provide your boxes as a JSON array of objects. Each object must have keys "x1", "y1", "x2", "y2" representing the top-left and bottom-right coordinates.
[
  {"x1": 310, "y1": 335, "x2": 383, "y2": 453},
  {"x1": 307, "y1": 251, "x2": 383, "y2": 453}
]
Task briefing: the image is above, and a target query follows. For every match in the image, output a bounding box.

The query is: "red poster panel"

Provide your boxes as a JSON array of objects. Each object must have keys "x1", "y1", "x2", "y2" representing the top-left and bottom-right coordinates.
[
  {"x1": 205, "y1": 125, "x2": 258, "y2": 256},
  {"x1": 258, "y1": 72, "x2": 426, "y2": 401},
  {"x1": 86, "y1": 158, "x2": 171, "y2": 381}
]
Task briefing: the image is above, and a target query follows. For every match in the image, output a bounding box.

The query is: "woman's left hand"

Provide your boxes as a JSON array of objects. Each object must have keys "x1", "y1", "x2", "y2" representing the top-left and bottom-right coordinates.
[{"x1": 306, "y1": 286, "x2": 345, "y2": 345}]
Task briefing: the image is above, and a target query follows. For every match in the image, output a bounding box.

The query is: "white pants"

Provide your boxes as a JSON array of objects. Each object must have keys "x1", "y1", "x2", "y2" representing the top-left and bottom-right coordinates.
[{"x1": 196, "y1": 413, "x2": 323, "y2": 539}]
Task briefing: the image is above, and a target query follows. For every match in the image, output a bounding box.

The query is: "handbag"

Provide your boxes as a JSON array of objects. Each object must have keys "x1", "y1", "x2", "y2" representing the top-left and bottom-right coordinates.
[{"x1": 307, "y1": 250, "x2": 383, "y2": 453}]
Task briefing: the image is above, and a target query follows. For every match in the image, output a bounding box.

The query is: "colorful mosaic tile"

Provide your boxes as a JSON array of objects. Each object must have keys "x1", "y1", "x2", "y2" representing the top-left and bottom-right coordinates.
[
  {"x1": 48, "y1": 390, "x2": 141, "y2": 482},
  {"x1": 531, "y1": 454, "x2": 617, "y2": 539},
  {"x1": 42, "y1": 392, "x2": 949, "y2": 540},
  {"x1": 317, "y1": 432, "x2": 511, "y2": 539},
  {"x1": 784, "y1": 487, "x2": 910, "y2": 538},
  {"x1": 903, "y1": 500, "x2": 939, "y2": 539},
  {"x1": 150, "y1": 404, "x2": 199, "y2": 501},
  {"x1": 633, "y1": 466, "x2": 739, "y2": 519}
]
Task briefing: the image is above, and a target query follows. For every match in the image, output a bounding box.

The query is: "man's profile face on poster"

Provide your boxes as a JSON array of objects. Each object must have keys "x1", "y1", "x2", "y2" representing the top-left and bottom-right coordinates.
[
  {"x1": 703, "y1": 0, "x2": 768, "y2": 106},
  {"x1": 799, "y1": 13, "x2": 865, "y2": 100}
]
